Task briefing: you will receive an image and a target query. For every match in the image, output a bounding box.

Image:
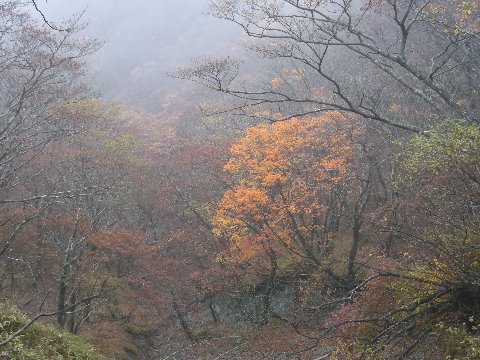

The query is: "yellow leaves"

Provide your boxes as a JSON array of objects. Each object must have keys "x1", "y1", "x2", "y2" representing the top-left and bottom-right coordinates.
[
  {"x1": 270, "y1": 76, "x2": 284, "y2": 90},
  {"x1": 289, "y1": 68, "x2": 305, "y2": 81},
  {"x1": 223, "y1": 162, "x2": 237, "y2": 173},
  {"x1": 388, "y1": 104, "x2": 402, "y2": 112},
  {"x1": 423, "y1": 0, "x2": 479, "y2": 35},
  {"x1": 105, "y1": 134, "x2": 138, "y2": 152},
  {"x1": 269, "y1": 68, "x2": 305, "y2": 90},
  {"x1": 459, "y1": 1, "x2": 477, "y2": 16},
  {"x1": 424, "y1": 3, "x2": 446, "y2": 15},
  {"x1": 216, "y1": 186, "x2": 270, "y2": 223},
  {"x1": 51, "y1": 99, "x2": 120, "y2": 125},
  {"x1": 262, "y1": 172, "x2": 284, "y2": 186},
  {"x1": 281, "y1": 67, "x2": 305, "y2": 81},
  {"x1": 227, "y1": 186, "x2": 269, "y2": 207}
]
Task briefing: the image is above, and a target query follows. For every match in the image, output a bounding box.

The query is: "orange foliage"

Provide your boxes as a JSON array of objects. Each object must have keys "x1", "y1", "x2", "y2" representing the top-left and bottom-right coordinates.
[{"x1": 214, "y1": 112, "x2": 361, "y2": 264}]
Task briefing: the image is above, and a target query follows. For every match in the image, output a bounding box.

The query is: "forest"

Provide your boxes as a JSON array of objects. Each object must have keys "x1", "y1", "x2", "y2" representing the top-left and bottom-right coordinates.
[{"x1": 0, "y1": 0, "x2": 478, "y2": 359}]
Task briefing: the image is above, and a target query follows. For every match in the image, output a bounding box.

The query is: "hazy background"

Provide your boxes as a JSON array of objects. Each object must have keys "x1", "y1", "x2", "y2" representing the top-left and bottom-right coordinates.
[{"x1": 35, "y1": 0, "x2": 243, "y2": 111}]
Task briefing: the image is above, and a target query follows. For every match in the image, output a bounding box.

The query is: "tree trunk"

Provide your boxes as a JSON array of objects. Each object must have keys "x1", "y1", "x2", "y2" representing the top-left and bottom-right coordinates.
[
  {"x1": 347, "y1": 174, "x2": 371, "y2": 286},
  {"x1": 172, "y1": 297, "x2": 197, "y2": 342}
]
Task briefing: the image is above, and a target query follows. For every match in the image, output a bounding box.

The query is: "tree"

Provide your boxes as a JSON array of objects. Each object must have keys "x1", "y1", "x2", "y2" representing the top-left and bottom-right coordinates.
[
  {"x1": 0, "y1": 3, "x2": 116, "y2": 346},
  {"x1": 0, "y1": 1, "x2": 101, "y2": 258},
  {"x1": 178, "y1": 0, "x2": 478, "y2": 132},
  {"x1": 174, "y1": 2, "x2": 480, "y2": 355},
  {"x1": 212, "y1": 112, "x2": 364, "y2": 322},
  {"x1": 313, "y1": 121, "x2": 480, "y2": 359},
  {"x1": 29, "y1": 0, "x2": 79, "y2": 32}
]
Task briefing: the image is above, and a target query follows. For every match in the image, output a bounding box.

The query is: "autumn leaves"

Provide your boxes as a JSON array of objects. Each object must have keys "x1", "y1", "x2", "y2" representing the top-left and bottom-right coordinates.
[{"x1": 213, "y1": 112, "x2": 360, "y2": 268}]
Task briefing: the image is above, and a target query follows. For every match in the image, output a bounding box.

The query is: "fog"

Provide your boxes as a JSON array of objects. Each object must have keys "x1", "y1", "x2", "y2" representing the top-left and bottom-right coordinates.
[{"x1": 36, "y1": 0, "x2": 242, "y2": 111}]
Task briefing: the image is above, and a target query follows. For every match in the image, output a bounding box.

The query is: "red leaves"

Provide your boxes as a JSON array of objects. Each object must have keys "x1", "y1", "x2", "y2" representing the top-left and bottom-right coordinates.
[{"x1": 87, "y1": 229, "x2": 148, "y2": 257}]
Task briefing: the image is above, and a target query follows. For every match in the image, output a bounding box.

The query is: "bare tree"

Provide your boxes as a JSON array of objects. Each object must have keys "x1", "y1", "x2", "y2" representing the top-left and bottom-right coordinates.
[
  {"x1": 178, "y1": 0, "x2": 478, "y2": 132},
  {"x1": 0, "y1": 1, "x2": 101, "y2": 256}
]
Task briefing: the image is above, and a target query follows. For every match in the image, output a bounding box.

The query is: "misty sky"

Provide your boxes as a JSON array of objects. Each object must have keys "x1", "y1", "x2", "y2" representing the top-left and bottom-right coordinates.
[{"x1": 36, "y1": 0, "x2": 242, "y2": 110}]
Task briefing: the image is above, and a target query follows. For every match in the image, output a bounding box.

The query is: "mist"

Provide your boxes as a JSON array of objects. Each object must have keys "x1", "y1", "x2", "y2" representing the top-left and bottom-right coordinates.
[
  {"x1": 36, "y1": 0, "x2": 242, "y2": 111},
  {"x1": 2, "y1": 1, "x2": 478, "y2": 358}
]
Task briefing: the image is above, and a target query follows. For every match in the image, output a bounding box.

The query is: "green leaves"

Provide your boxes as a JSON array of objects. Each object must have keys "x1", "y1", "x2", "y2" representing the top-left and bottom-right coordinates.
[
  {"x1": 0, "y1": 303, "x2": 103, "y2": 360},
  {"x1": 403, "y1": 120, "x2": 480, "y2": 177}
]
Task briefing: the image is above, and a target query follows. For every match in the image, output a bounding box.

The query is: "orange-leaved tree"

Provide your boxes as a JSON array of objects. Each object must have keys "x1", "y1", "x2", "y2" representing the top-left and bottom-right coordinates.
[{"x1": 213, "y1": 112, "x2": 361, "y2": 319}]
